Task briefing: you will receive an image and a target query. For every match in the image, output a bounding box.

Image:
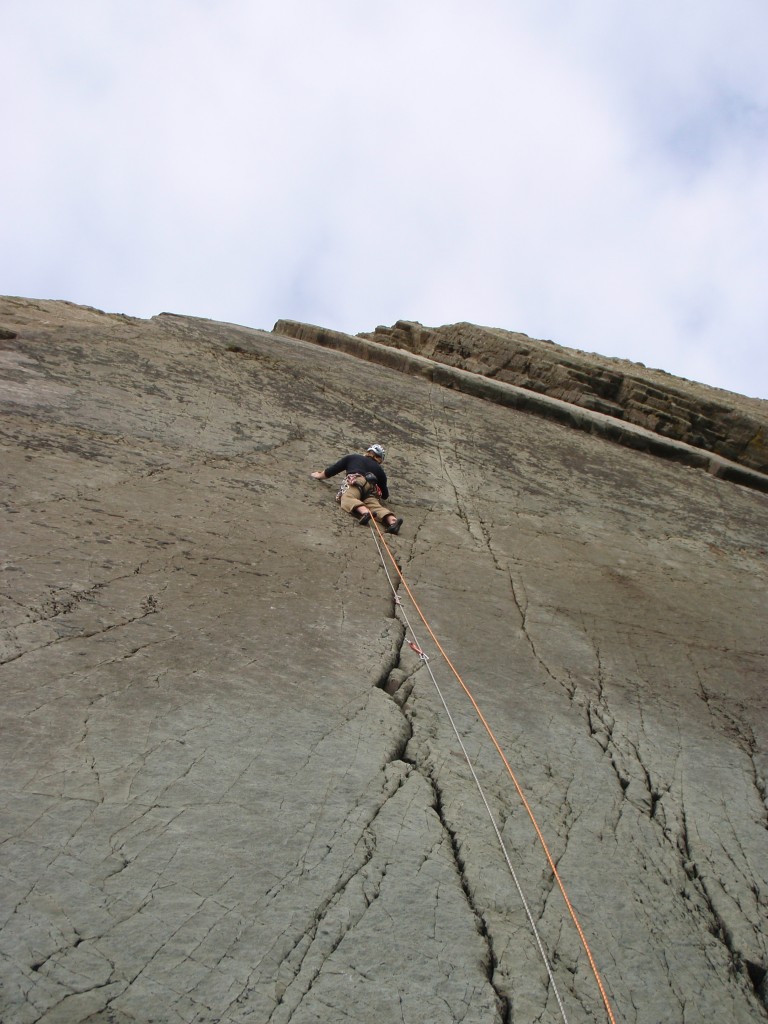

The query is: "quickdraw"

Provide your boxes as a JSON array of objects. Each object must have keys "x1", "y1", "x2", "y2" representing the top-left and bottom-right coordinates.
[{"x1": 408, "y1": 640, "x2": 428, "y2": 660}]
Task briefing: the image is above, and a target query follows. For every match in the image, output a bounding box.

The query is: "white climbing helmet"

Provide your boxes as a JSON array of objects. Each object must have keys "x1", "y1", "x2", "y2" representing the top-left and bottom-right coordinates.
[{"x1": 366, "y1": 443, "x2": 386, "y2": 460}]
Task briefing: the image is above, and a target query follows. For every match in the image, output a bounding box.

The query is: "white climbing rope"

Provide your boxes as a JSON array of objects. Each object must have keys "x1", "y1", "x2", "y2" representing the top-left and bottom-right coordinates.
[{"x1": 367, "y1": 525, "x2": 570, "y2": 1024}]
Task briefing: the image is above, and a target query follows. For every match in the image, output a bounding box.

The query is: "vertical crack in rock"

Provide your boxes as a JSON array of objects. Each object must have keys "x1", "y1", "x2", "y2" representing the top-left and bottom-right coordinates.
[
  {"x1": 581, "y1": 684, "x2": 768, "y2": 1019},
  {"x1": 257, "y1": 757, "x2": 413, "y2": 1023},
  {"x1": 503, "y1": 566, "x2": 561, "y2": 687},
  {"x1": 237, "y1": 611, "x2": 419, "y2": 1023},
  {"x1": 379, "y1": 612, "x2": 511, "y2": 1023},
  {"x1": 400, "y1": 720, "x2": 511, "y2": 1023},
  {"x1": 678, "y1": 807, "x2": 737, "y2": 954},
  {"x1": 547, "y1": 624, "x2": 767, "y2": 1017},
  {"x1": 681, "y1": 687, "x2": 768, "y2": 1012},
  {"x1": 471, "y1": 501, "x2": 564, "y2": 693},
  {"x1": 427, "y1": 393, "x2": 563, "y2": 695},
  {"x1": 368, "y1": 442, "x2": 545, "y2": 1021},
  {"x1": 699, "y1": 680, "x2": 768, "y2": 832}
]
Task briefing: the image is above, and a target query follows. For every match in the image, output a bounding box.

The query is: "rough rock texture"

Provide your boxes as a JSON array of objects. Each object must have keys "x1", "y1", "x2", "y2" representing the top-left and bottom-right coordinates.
[
  {"x1": 354, "y1": 320, "x2": 768, "y2": 474},
  {"x1": 1, "y1": 296, "x2": 766, "y2": 1024}
]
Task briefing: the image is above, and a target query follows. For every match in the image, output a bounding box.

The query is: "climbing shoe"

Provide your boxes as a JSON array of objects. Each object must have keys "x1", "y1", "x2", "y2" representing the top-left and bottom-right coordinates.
[
  {"x1": 385, "y1": 517, "x2": 403, "y2": 535},
  {"x1": 358, "y1": 511, "x2": 372, "y2": 526}
]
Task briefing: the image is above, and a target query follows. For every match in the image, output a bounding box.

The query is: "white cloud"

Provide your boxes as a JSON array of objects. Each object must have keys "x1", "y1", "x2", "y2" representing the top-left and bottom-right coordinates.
[{"x1": 2, "y1": 0, "x2": 767, "y2": 397}]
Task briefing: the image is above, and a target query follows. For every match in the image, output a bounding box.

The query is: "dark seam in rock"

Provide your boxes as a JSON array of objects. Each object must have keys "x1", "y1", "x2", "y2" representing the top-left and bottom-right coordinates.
[{"x1": 379, "y1": 558, "x2": 512, "y2": 1022}]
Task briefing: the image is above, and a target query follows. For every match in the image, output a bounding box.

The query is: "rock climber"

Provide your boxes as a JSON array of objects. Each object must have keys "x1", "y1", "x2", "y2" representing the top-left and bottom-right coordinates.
[{"x1": 310, "y1": 443, "x2": 404, "y2": 534}]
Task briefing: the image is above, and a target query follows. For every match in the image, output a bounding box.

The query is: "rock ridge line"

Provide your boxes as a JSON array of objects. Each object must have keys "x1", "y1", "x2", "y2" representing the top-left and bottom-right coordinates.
[{"x1": 272, "y1": 319, "x2": 768, "y2": 494}]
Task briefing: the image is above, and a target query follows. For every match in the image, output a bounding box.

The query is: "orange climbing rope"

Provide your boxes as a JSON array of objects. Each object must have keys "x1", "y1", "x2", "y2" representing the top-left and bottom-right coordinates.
[{"x1": 368, "y1": 516, "x2": 619, "y2": 1024}]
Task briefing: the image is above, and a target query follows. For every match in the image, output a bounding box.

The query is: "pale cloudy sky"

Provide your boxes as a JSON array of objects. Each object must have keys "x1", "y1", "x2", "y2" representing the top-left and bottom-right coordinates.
[{"x1": 3, "y1": 1, "x2": 767, "y2": 398}]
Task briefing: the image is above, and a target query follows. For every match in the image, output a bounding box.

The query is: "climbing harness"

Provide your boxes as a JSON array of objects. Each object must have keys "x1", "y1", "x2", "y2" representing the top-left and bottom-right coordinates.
[
  {"x1": 366, "y1": 517, "x2": 619, "y2": 1024},
  {"x1": 336, "y1": 472, "x2": 382, "y2": 504}
]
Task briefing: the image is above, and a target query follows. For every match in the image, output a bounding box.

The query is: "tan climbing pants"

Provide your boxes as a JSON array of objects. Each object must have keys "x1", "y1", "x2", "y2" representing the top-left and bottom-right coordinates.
[{"x1": 339, "y1": 483, "x2": 393, "y2": 522}]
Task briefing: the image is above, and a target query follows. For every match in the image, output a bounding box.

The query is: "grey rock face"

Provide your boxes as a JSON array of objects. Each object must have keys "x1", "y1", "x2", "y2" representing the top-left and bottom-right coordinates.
[{"x1": 1, "y1": 296, "x2": 766, "y2": 1024}]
